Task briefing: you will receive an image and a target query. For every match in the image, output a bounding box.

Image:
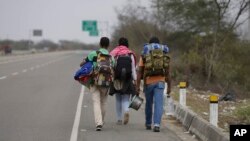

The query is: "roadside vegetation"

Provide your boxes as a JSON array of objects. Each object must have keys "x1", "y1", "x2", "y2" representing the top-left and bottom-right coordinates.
[
  {"x1": 112, "y1": 0, "x2": 250, "y2": 131},
  {"x1": 112, "y1": 0, "x2": 250, "y2": 98}
]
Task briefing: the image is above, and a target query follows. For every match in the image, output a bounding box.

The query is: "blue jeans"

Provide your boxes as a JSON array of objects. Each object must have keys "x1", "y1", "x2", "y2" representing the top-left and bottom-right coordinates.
[
  {"x1": 115, "y1": 94, "x2": 130, "y2": 121},
  {"x1": 144, "y1": 82, "x2": 165, "y2": 127}
]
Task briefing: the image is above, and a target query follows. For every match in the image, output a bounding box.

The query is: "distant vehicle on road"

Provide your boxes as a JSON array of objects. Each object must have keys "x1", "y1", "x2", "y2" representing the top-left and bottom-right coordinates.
[{"x1": 1, "y1": 44, "x2": 12, "y2": 55}]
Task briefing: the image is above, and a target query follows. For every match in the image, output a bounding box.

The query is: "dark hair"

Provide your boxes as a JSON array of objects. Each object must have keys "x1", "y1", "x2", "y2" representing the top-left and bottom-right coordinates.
[
  {"x1": 99, "y1": 37, "x2": 109, "y2": 48},
  {"x1": 118, "y1": 37, "x2": 129, "y2": 47},
  {"x1": 149, "y1": 36, "x2": 160, "y2": 44}
]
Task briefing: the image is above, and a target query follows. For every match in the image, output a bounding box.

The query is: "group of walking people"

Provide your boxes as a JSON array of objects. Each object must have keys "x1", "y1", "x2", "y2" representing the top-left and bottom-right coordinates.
[{"x1": 76, "y1": 36, "x2": 171, "y2": 132}]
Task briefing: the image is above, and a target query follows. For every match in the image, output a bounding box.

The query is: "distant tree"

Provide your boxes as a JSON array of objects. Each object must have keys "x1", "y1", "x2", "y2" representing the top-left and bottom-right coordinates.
[
  {"x1": 35, "y1": 40, "x2": 58, "y2": 51},
  {"x1": 112, "y1": 0, "x2": 168, "y2": 56},
  {"x1": 13, "y1": 40, "x2": 34, "y2": 50},
  {"x1": 152, "y1": 0, "x2": 249, "y2": 84},
  {"x1": 59, "y1": 40, "x2": 98, "y2": 50}
]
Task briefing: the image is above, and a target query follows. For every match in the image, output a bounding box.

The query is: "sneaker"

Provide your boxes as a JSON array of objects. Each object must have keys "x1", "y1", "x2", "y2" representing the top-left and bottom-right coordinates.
[
  {"x1": 153, "y1": 126, "x2": 160, "y2": 132},
  {"x1": 116, "y1": 120, "x2": 122, "y2": 125},
  {"x1": 146, "y1": 125, "x2": 151, "y2": 130},
  {"x1": 96, "y1": 125, "x2": 102, "y2": 131},
  {"x1": 123, "y1": 112, "x2": 129, "y2": 125}
]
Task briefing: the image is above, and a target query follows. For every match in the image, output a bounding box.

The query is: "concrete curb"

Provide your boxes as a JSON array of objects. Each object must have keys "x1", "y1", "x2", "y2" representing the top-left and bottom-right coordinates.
[{"x1": 171, "y1": 101, "x2": 229, "y2": 141}]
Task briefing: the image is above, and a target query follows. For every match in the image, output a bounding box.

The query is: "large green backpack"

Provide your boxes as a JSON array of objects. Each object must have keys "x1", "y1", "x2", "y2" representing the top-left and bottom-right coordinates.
[
  {"x1": 94, "y1": 51, "x2": 113, "y2": 87},
  {"x1": 143, "y1": 45, "x2": 170, "y2": 77}
]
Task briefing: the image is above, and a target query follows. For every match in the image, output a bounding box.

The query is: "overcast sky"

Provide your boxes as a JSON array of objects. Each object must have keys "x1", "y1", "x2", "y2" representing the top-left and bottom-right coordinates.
[{"x1": 0, "y1": 0, "x2": 151, "y2": 44}]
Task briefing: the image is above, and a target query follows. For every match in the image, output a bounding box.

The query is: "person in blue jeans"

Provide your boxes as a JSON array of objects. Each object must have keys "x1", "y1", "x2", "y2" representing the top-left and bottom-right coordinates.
[
  {"x1": 136, "y1": 37, "x2": 171, "y2": 132},
  {"x1": 144, "y1": 82, "x2": 165, "y2": 128},
  {"x1": 115, "y1": 94, "x2": 130, "y2": 124}
]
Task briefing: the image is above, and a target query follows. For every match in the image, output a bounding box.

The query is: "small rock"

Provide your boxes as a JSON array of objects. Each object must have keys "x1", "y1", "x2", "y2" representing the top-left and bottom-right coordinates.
[
  {"x1": 230, "y1": 106, "x2": 236, "y2": 110},
  {"x1": 203, "y1": 112, "x2": 208, "y2": 116}
]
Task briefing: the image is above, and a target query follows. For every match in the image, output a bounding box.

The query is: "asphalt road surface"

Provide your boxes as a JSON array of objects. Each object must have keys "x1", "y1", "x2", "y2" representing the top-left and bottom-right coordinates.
[{"x1": 0, "y1": 51, "x2": 196, "y2": 141}]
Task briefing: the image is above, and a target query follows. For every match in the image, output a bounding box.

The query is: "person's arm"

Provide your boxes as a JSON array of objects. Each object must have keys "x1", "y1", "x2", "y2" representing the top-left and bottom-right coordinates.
[
  {"x1": 131, "y1": 55, "x2": 137, "y2": 81},
  {"x1": 136, "y1": 57, "x2": 144, "y2": 95},
  {"x1": 80, "y1": 59, "x2": 86, "y2": 67},
  {"x1": 80, "y1": 51, "x2": 95, "y2": 67},
  {"x1": 136, "y1": 66, "x2": 143, "y2": 90},
  {"x1": 163, "y1": 45, "x2": 169, "y2": 53}
]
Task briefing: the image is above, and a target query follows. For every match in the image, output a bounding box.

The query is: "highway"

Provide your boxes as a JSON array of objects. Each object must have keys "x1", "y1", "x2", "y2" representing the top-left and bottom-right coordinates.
[{"x1": 0, "y1": 51, "x2": 196, "y2": 141}]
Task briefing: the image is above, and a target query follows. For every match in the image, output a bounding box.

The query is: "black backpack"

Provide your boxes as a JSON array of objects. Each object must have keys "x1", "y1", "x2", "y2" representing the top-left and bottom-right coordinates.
[{"x1": 114, "y1": 54, "x2": 132, "y2": 81}]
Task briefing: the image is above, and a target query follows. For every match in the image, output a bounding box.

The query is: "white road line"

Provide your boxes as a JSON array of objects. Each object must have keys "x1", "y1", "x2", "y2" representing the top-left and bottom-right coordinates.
[
  {"x1": 0, "y1": 76, "x2": 7, "y2": 80},
  {"x1": 70, "y1": 86, "x2": 85, "y2": 141},
  {"x1": 12, "y1": 72, "x2": 19, "y2": 76},
  {"x1": 22, "y1": 69, "x2": 27, "y2": 73}
]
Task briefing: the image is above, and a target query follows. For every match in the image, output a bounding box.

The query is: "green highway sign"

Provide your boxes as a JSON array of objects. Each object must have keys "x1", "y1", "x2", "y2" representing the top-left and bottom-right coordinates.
[
  {"x1": 89, "y1": 30, "x2": 99, "y2": 36},
  {"x1": 82, "y1": 20, "x2": 97, "y2": 31},
  {"x1": 33, "y1": 29, "x2": 42, "y2": 36},
  {"x1": 82, "y1": 20, "x2": 99, "y2": 36}
]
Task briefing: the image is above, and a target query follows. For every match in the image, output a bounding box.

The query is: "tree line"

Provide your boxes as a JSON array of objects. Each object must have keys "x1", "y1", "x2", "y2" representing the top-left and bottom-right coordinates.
[
  {"x1": 0, "y1": 39, "x2": 98, "y2": 51},
  {"x1": 112, "y1": 0, "x2": 250, "y2": 98}
]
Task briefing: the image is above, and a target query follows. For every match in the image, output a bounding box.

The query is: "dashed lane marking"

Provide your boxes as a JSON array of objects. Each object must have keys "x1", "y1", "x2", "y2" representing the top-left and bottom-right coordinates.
[
  {"x1": 1, "y1": 55, "x2": 72, "y2": 80},
  {"x1": 0, "y1": 76, "x2": 7, "y2": 80},
  {"x1": 12, "y1": 72, "x2": 19, "y2": 76}
]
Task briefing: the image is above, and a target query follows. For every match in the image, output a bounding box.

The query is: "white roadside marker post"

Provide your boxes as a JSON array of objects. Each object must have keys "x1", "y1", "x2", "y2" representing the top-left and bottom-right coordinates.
[
  {"x1": 210, "y1": 95, "x2": 218, "y2": 127},
  {"x1": 179, "y1": 82, "x2": 187, "y2": 107}
]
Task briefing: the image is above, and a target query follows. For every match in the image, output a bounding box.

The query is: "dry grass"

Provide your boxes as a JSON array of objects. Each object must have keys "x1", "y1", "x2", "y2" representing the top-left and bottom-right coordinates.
[{"x1": 170, "y1": 86, "x2": 250, "y2": 132}]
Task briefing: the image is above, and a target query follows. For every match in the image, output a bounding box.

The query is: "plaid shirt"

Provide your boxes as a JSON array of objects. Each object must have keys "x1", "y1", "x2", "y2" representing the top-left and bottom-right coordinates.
[{"x1": 142, "y1": 43, "x2": 169, "y2": 55}]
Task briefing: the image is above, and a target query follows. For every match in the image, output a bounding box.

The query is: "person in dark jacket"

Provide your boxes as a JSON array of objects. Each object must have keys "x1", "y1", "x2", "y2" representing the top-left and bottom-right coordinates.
[{"x1": 110, "y1": 37, "x2": 137, "y2": 125}]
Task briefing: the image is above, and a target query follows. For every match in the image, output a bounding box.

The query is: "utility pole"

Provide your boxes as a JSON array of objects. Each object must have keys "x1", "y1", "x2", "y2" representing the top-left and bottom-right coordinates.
[
  {"x1": 97, "y1": 21, "x2": 109, "y2": 37},
  {"x1": 248, "y1": 0, "x2": 250, "y2": 40}
]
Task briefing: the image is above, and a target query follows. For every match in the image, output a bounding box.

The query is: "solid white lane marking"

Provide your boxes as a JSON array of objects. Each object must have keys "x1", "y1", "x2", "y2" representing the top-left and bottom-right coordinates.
[
  {"x1": 22, "y1": 69, "x2": 27, "y2": 73},
  {"x1": 70, "y1": 86, "x2": 85, "y2": 141},
  {"x1": 0, "y1": 76, "x2": 7, "y2": 80},
  {"x1": 12, "y1": 72, "x2": 19, "y2": 76}
]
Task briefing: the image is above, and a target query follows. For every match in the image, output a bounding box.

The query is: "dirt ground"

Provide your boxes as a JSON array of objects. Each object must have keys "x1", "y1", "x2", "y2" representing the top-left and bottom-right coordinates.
[{"x1": 170, "y1": 86, "x2": 250, "y2": 132}]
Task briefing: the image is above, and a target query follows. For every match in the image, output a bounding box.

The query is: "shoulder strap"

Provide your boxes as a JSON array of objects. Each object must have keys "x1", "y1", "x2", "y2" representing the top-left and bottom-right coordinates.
[
  {"x1": 96, "y1": 50, "x2": 101, "y2": 55},
  {"x1": 93, "y1": 50, "x2": 101, "y2": 62}
]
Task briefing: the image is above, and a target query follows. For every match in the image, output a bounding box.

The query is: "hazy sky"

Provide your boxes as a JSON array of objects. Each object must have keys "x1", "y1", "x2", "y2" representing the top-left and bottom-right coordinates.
[{"x1": 0, "y1": 0, "x2": 150, "y2": 44}]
